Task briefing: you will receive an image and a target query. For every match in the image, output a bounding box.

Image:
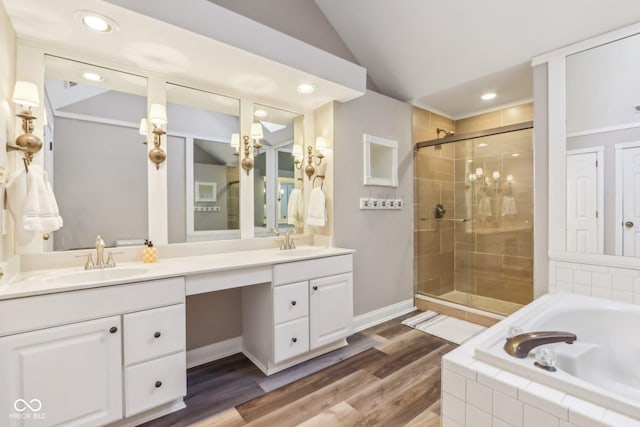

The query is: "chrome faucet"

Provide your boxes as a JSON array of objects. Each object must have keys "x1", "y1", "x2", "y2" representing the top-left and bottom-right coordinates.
[
  {"x1": 280, "y1": 229, "x2": 296, "y2": 250},
  {"x1": 504, "y1": 331, "x2": 577, "y2": 358},
  {"x1": 80, "y1": 235, "x2": 117, "y2": 270},
  {"x1": 95, "y1": 235, "x2": 106, "y2": 268}
]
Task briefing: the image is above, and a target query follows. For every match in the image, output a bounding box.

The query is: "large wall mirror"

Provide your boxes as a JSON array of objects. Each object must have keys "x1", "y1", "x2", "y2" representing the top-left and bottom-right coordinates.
[
  {"x1": 165, "y1": 83, "x2": 241, "y2": 243},
  {"x1": 252, "y1": 104, "x2": 304, "y2": 237},
  {"x1": 44, "y1": 55, "x2": 148, "y2": 251},
  {"x1": 565, "y1": 32, "x2": 640, "y2": 256}
]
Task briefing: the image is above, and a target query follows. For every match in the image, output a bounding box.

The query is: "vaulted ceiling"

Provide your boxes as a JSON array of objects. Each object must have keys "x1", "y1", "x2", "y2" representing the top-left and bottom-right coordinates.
[{"x1": 314, "y1": 0, "x2": 640, "y2": 118}]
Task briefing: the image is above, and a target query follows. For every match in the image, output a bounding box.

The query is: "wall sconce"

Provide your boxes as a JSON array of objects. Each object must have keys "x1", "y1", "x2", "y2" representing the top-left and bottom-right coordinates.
[
  {"x1": 294, "y1": 136, "x2": 326, "y2": 179},
  {"x1": 139, "y1": 118, "x2": 148, "y2": 145},
  {"x1": 230, "y1": 133, "x2": 240, "y2": 156},
  {"x1": 292, "y1": 144, "x2": 303, "y2": 164},
  {"x1": 492, "y1": 171, "x2": 501, "y2": 180},
  {"x1": 238, "y1": 123, "x2": 264, "y2": 175},
  {"x1": 506, "y1": 174, "x2": 514, "y2": 183},
  {"x1": 148, "y1": 104, "x2": 167, "y2": 170},
  {"x1": 7, "y1": 81, "x2": 42, "y2": 168},
  {"x1": 475, "y1": 167, "x2": 484, "y2": 177}
]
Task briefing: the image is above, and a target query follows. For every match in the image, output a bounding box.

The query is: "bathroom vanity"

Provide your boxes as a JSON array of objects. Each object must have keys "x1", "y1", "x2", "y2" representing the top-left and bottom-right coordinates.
[{"x1": 0, "y1": 247, "x2": 353, "y2": 427}]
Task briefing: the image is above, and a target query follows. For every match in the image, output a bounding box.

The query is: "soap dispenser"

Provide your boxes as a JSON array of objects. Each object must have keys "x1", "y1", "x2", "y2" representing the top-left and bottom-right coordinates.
[{"x1": 142, "y1": 240, "x2": 158, "y2": 264}]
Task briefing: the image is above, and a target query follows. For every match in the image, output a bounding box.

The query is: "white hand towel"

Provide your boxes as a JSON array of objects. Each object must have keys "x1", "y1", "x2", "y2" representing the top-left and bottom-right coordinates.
[
  {"x1": 6, "y1": 168, "x2": 34, "y2": 246},
  {"x1": 22, "y1": 165, "x2": 63, "y2": 232},
  {"x1": 479, "y1": 195, "x2": 492, "y2": 219},
  {"x1": 287, "y1": 189, "x2": 303, "y2": 227},
  {"x1": 306, "y1": 187, "x2": 326, "y2": 227},
  {"x1": 501, "y1": 195, "x2": 518, "y2": 217}
]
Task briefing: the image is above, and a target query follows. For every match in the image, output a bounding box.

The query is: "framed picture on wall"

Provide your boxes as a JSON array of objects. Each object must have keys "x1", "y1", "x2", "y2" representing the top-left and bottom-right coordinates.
[{"x1": 195, "y1": 181, "x2": 217, "y2": 202}]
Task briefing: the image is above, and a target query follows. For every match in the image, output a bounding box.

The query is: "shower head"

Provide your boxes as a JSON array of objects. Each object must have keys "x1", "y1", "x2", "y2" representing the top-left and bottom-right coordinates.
[{"x1": 437, "y1": 128, "x2": 455, "y2": 138}]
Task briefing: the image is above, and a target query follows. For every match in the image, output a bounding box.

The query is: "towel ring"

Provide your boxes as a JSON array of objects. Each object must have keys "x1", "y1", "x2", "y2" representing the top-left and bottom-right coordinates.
[{"x1": 312, "y1": 175, "x2": 325, "y2": 190}]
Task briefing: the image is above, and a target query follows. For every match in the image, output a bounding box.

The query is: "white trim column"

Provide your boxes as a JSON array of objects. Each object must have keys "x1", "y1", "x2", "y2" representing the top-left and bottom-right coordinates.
[{"x1": 147, "y1": 76, "x2": 168, "y2": 245}]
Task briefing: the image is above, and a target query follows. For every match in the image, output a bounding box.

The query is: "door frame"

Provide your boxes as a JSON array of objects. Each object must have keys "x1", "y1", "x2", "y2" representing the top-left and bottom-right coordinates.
[
  {"x1": 615, "y1": 141, "x2": 640, "y2": 255},
  {"x1": 566, "y1": 147, "x2": 604, "y2": 254}
]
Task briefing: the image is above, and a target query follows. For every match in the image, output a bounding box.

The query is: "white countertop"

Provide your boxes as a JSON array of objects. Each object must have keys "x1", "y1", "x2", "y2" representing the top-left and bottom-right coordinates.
[{"x1": 0, "y1": 246, "x2": 354, "y2": 301}]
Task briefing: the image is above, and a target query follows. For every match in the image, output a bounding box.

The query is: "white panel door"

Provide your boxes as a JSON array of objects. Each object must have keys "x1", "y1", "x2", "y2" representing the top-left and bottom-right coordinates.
[
  {"x1": 623, "y1": 147, "x2": 640, "y2": 257},
  {"x1": 309, "y1": 273, "x2": 353, "y2": 350},
  {"x1": 0, "y1": 316, "x2": 123, "y2": 427},
  {"x1": 567, "y1": 152, "x2": 599, "y2": 253}
]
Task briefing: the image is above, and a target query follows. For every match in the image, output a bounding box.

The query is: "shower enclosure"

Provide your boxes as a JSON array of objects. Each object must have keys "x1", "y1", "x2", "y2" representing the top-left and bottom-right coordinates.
[{"x1": 414, "y1": 124, "x2": 533, "y2": 315}]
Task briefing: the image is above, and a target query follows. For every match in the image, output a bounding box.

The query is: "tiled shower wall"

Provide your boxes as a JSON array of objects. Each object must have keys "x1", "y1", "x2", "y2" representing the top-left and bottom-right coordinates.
[
  {"x1": 413, "y1": 103, "x2": 535, "y2": 307},
  {"x1": 413, "y1": 108, "x2": 456, "y2": 296}
]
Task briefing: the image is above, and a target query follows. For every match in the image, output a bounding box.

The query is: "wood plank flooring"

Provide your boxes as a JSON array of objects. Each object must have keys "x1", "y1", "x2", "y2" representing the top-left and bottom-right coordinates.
[{"x1": 143, "y1": 311, "x2": 455, "y2": 427}]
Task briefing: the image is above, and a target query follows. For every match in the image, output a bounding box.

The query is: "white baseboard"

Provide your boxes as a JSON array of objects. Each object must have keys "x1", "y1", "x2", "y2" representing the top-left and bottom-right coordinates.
[
  {"x1": 186, "y1": 336, "x2": 243, "y2": 369},
  {"x1": 352, "y1": 298, "x2": 415, "y2": 332}
]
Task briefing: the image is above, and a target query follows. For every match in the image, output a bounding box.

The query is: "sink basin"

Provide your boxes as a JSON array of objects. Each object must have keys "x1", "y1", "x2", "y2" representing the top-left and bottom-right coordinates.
[
  {"x1": 276, "y1": 247, "x2": 325, "y2": 257},
  {"x1": 40, "y1": 267, "x2": 150, "y2": 286}
]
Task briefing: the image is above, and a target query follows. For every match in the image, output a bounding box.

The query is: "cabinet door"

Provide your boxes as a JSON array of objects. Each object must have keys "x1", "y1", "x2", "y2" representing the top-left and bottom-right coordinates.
[
  {"x1": 0, "y1": 316, "x2": 123, "y2": 427},
  {"x1": 309, "y1": 273, "x2": 353, "y2": 350}
]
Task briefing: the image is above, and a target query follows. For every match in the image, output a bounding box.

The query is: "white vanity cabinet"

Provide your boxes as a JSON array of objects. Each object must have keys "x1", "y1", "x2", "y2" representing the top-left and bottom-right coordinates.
[
  {"x1": 0, "y1": 277, "x2": 186, "y2": 427},
  {"x1": 309, "y1": 273, "x2": 353, "y2": 349},
  {"x1": 0, "y1": 316, "x2": 123, "y2": 427},
  {"x1": 243, "y1": 254, "x2": 353, "y2": 375}
]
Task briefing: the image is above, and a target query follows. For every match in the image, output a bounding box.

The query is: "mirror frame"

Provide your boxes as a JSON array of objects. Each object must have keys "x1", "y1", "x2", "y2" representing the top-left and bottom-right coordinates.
[
  {"x1": 13, "y1": 43, "x2": 313, "y2": 253},
  {"x1": 363, "y1": 133, "x2": 398, "y2": 187},
  {"x1": 534, "y1": 21, "x2": 640, "y2": 268}
]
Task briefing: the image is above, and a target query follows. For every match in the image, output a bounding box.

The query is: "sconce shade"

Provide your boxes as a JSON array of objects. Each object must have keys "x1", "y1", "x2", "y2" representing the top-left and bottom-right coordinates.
[
  {"x1": 139, "y1": 119, "x2": 148, "y2": 135},
  {"x1": 230, "y1": 133, "x2": 240, "y2": 150},
  {"x1": 475, "y1": 168, "x2": 484, "y2": 176},
  {"x1": 315, "y1": 136, "x2": 327, "y2": 154},
  {"x1": 492, "y1": 171, "x2": 501, "y2": 180},
  {"x1": 292, "y1": 144, "x2": 303, "y2": 160},
  {"x1": 506, "y1": 174, "x2": 514, "y2": 182},
  {"x1": 250, "y1": 123, "x2": 263, "y2": 139},
  {"x1": 149, "y1": 104, "x2": 167, "y2": 125},
  {"x1": 12, "y1": 81, "x2": 40, "y2": 107}
]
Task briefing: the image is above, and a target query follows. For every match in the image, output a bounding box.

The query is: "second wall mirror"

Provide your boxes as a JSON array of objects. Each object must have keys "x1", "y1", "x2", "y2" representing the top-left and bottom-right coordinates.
[{"x1": 165, "y1": 83, "x2": 241, "y2": 243}]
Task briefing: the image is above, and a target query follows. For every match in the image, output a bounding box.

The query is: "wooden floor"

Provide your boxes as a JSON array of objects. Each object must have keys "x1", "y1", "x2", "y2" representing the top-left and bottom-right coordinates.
[{"x1": 143, "y1": 311, "x2": 456, "y2": 427}]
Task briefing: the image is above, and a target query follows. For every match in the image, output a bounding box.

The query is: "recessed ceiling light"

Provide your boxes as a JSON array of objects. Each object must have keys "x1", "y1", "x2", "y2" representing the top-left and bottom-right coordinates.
[
  {"x1": 76, "y1": 11, "x2": 119, "y2": 33},
  {"x1": 297, "y1": 84, "x2": 316, "y2": 94},
  {"x1": 512, "y1": 153, "x2": 520, "y2": 157},
  {"x1": 254, "y1": 109, "x2": 268, "y2": 118},
  {"x1": 481, "y1": 92, "x2": 497, "y2": 101},
  {"x1": 478, "y1": 143, "x2": 488, "y2": 148},
  {"x1": 82, "y1": 72, "x2": 104, "y2": 82}
]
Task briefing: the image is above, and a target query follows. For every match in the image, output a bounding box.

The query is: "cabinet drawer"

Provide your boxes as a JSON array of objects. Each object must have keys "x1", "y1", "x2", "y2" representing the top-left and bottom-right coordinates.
[
  {"x1": 273, "y1": 281, "x2": 308, "y2": 324},
  {"x1": 273, "y1": 254, "x2": 352, "y2": 286},
  {"x1": 274, "y1": 317, "x2": 309, "y2": 363},
  {"x1": 125, "y1": 352, "x2": 186, "y2": 417},
  {"x1": 124, "y1": 304, "x2": 185, "y2": 366}
]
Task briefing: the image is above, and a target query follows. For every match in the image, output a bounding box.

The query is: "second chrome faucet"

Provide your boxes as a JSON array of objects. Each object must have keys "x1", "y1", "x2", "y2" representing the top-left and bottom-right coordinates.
[
  {"x1": 82, "y1": 235, "x2": 117, "y2": 270},
  {"x1": 280, "y1": 229, "x2": 296, "y2": 250}
]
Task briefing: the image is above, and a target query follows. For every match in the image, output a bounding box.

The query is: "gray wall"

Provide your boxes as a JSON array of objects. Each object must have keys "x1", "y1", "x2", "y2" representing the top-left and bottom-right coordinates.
[
  {"x1": 333, "y1": 90, "x2": 413, "y2": 316},
  {"x1": 533, "y1": 64, "x2": 548, "y2": 298},
  {"x1": 53, "y1": 118, "x2": 148, "y2": 250}
]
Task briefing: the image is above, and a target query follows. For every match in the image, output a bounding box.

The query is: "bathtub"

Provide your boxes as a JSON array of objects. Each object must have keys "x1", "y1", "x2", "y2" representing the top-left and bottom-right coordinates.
[{"x1": 475, "y1": 292, "x2": 640, "y2": 421}]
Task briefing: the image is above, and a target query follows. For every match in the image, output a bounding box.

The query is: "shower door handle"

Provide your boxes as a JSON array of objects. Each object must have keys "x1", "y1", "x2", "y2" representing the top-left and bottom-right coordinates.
[{"x1": 625, "y1": 221, "x2": 634, "y2": 229}]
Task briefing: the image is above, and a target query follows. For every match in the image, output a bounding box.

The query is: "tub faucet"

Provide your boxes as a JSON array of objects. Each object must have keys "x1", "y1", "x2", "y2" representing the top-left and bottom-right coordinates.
[{"x1": 504, "y1": 331, "x2": 577, "y2": 358}]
